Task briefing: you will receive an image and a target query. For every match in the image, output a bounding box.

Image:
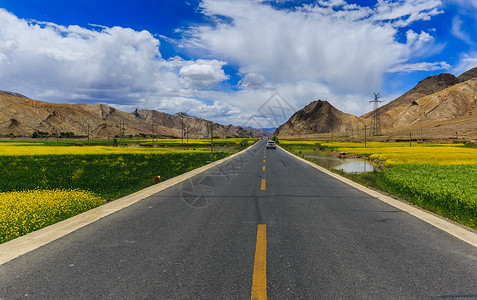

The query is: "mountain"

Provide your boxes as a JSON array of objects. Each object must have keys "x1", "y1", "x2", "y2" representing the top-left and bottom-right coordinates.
[
  {"x1": 361, "y1": 73, "x2": 459, "y2": 122},
  {"x1": 274, "y1": 100, "x2": 366, "y2": 136},
  {"x1": 457, "y1": 67, "x2": 477, "y2": 83},
  {"x1": 275, "y1": 66, "x2": 477, "y2": 140},
  {"x1": 0, "y1": 90, "x2": 30, "y2": 99},
  {"x1": 362, "y1": 68, "x2": 477, "y2": 130},
  {"x1": 133, "y1": 109, "x2": 266, "y2": 138},
  {"x1": 0, "y1": 92, "x2": 265, "y2": 138},
  {"x1": 374, "y1": 77, "x2": 477, "y2": 130}
]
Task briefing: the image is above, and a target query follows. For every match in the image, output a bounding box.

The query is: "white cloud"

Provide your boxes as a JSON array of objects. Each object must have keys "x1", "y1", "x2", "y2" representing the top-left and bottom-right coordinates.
[
  {"x1": 238, "y1": 72, "x2": 266, "y2": 89},
  {"x1": 387, "y1": 61, "x2": 451, "y2": 72},
  {"x1": 318, "y1": 0, "x2": 346, "y2": 7},
  {"x1": 373, "y1": 0, "x2": 443, "y2": 27},
  {"x1": 0, "y1": 8, "x2": 177, "y2": 102},
  {"x1": 179, "y1": 59, "x2": 229, "y2": 88},
  {"x1": 453, "y1": 53, "x2": 477, "y2": 75},
  {"x1": 183, "y1": 0, "x2": 442, "y2": 96},
  {"x1": 0, "y1": 8, "x2": 236, "y2": 123},
  {"x1": 451, "y1": 16, "x2": 472, "y2": 44}
]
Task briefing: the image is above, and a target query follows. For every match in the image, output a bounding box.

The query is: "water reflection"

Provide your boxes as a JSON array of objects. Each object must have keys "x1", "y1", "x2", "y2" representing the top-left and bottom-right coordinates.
[{"x1": 302, "y1": 150, "x2": 376, "y2": 173}]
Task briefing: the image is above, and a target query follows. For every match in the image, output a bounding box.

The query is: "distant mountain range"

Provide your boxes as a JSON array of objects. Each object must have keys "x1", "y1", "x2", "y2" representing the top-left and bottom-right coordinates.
[
  {"x1": 0, "y1": 92, "x2": 266, "y2": 138},
  {"x1": 275, "y1": 67, "x2": 477, "y2": 140},
  {"x1": 2, "y1": 66, "x2": 476, "y2": 140}
]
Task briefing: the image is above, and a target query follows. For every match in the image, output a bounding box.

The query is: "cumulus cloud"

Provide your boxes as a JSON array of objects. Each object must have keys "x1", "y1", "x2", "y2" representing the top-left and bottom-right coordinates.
[
  {"x1": 179, "y1": 59, "x2": 229, "y2": 88},
  {"x1": 0, "y1": 8, "x2": 233, "y2": 116},
  {"x1": 238, "y1": 73, "x2": 266, "y2": 89},
  {"x1": 0, "y1": 8, "x2": 172, "y2": 102},
  {"x1": 181, "y1": 0, "x2": 443, "y2": 108}
]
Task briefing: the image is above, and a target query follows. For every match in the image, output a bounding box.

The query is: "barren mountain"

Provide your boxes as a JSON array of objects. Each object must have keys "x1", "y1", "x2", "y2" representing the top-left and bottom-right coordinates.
[
  {"x1": 275, "y1": 67, "x2": 477, "y2": 140},
  {"x1": 133, "y1": 109, "x2": 267, "y2": 138},
  {"x1": 361, "y1": 73, "x2": 459, "y2": 121},
  {"x1": 0, "y1": 92, "x2": 264, "y2": 138},
  {"x1": 274, "y1": 100, "x2": 367, "y2": 136},
  {"x1": 363, "y1": 67, "x2": 477, "y2": 129},
  {"x1": 457, "y1": 67, "x2": 477, "y2": 83},
  {"x1": 377, "y1": 78, "x2": 477, "y2": 129}
]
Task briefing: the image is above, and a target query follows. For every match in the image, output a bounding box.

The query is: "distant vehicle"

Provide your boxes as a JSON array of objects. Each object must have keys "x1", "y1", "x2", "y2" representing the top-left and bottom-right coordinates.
[{"x1": 266, "y1": 141, "x2": 276, "y2": 149}]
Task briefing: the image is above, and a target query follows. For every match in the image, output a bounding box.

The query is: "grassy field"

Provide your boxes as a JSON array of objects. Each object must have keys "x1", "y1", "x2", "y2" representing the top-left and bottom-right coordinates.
[
  {"x1": 280, "y1": 140, "x2": 477, "y2": 229},
  {"x1": 0, "y1": 139, "x2": 255, "y2": 243},
  {"x1": 0, "y1": 137, "x2": 257, "y2": 147}
]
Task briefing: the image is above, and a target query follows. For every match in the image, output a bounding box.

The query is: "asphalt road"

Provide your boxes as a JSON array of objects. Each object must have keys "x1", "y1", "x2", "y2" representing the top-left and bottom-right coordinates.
[{"x1": 1, "y1": 138, "x2": 477, "y2": 299}]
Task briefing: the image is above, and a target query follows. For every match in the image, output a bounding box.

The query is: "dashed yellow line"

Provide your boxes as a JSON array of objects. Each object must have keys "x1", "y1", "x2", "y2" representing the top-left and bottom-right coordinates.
[
  {"x1": 251, "y1": 224, "x2": 267, "y2": 300},
  {"x1": 261, "y1": 179, "x2": 266, "y2": 190},
  {"x1": 262, "y1": 165, "x2": 265, "y2": 171},
  {"x1": 263, "y1": 159, "x2": 266, "y2": 163}
]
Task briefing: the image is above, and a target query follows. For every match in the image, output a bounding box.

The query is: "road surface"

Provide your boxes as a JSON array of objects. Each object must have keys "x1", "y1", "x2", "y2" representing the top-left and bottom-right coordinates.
[{"x1": 1, "y1": 138, "x2": 477, "y2": 299}]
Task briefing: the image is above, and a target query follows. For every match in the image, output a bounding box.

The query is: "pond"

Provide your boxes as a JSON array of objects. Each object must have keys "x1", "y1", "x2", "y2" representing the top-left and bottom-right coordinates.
[{"x1": 302, "y1": 150, "x2": 376, "y2": 173}]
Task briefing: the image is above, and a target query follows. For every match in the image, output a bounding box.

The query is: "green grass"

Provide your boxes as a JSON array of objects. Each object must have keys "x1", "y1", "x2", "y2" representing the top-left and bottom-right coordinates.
[
  {"x1": 0, "y1": 152, "x2": 229, "y2": 200},
  {"x1": 282, "y1": 142, "x2": 477, "y2": 230},
  {"x1": 382, "y1": 164, "x2": 477, "y2": 228}
]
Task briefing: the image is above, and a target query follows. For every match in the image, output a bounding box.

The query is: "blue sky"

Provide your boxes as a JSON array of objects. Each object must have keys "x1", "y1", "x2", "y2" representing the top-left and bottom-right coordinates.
[{"x1": 0, "y1": 0, "x2": 476, "y2": 127}]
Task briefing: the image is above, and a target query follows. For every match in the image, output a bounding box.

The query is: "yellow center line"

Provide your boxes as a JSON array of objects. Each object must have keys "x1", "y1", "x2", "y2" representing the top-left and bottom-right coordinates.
[
  {"x1": 262, "y1": 165, "x2": 265, "y2": 171},
  {"x1": 261, "y1": 179, "x2": 266, "y2": 190},
  {"x1": 263, "y1": 159, "x2": 266, "y2": 163},
  {"x1": 251, "y1": 224, "x2": 267, "y2": 300}
]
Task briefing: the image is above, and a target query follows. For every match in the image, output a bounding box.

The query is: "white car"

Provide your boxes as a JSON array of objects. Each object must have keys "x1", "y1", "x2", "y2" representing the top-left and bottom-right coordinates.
[{"x1": 266, "y1": 141, "x2": 276, "y2": 149}]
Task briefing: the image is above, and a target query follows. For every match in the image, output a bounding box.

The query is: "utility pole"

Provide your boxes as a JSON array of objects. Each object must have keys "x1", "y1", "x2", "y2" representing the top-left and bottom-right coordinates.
[
  {"x1": 87, "y1": 123, "x2": 91, "y2": 145},
  {"x1": 364, "y1": 125, "x2": 367, "y2": 148},
  {"x1": 370, "y1": 93, "x2": 384, "y2": 136},
  {"x1": 210, "y1": 122, "x2": 214, "y2": 162},
  {"x1": 119, "y1": 121, "x2": 125, "y2": 147},
  {"x1": 181, "y1": 117, "x2": 184, "y2": 144},
  {"x1": 151, "y1": 124, "x2": 154, "y2": 148}
]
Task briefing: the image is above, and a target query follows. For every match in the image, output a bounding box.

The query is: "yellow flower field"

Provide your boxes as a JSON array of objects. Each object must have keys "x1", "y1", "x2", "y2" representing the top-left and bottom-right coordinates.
[
  {"x1": 281, "y1": 140, "x2": 477, "y2": 166},
  {"x1": 0, "y1": 145, "x2": 201, "y2": 156},
  {"x1": 0, "y1": 189, "x2": 103, "y2": 243},
  {"x1": 136, "y1": 138, "x2": 257, "y2": 145},
  {"x1": 321, "y1": 142, "x2": 477, "y2": 166}
]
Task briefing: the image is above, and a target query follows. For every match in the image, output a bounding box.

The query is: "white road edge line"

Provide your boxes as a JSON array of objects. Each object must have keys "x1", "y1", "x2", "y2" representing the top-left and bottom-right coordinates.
[
  {"x1": 0, "y1": 141, "x2": 263, "y2": 266},
  {"x1": 280, "y1": 145, "x2": 477, "y2": 249}
]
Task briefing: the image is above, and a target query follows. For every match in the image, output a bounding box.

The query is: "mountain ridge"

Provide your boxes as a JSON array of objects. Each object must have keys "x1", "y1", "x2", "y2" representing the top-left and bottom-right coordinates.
[
  {"x1": 275, "y1": 67, "x2": 477, "y2": 139},
  {"x1": 0, "y1": 92, "x2": 265, "y2": 138}
]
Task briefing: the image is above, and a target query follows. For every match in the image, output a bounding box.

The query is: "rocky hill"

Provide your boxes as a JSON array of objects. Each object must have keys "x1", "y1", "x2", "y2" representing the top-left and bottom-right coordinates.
[
  {"x1": 361, "y1": 73, "x2": 460, "y2": 122},
  {"x1": 133, "y1": 109, "x2": 266, "y2": 138},
  {"x1": 457, "y1": 67, "x2": 477, "y2": 83},
  {"x1": 362, "y1": 67, "x2": 477, "y2": 131},
  {"x1": 275, "y1": 67, "x2": 477, "y2": 139},
  {"x1": 376, "y1": 77, "x2": 477, "y2": 130},
  {"x1": 0, "y1": 92, "x2": 265, "y2": 138},
  {"x1": 274, "y1": 100, "x2": 366, "y2": 136}
]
